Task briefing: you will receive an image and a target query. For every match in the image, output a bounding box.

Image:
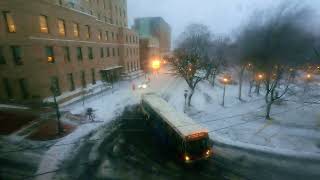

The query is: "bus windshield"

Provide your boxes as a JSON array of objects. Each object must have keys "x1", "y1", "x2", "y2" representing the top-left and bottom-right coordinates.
[{"x1": 186, "y1": 138, "x2": 209, "y2": 155}]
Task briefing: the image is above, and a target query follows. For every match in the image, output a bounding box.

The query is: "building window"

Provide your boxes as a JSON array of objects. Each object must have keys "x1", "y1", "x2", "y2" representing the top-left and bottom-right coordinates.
[
  {"x1": 111, "y1": 32, "x2": 114, "y2": 40},
  {"x1": 0, "y1": 47, "x2": 6, "y2": 64},
  {"x1": 85, "y1": 25, "x2": 90, "y2": 39},
  {"x1": 3, "y1": 11, "x2": 16, "y2": 33},
  {"x1": 58, "y1": 19, "x2": 66, "y2": 36},
  {"x1": 73, "y1": 23, "x2": 79, "y2": 37},
  {"x1": 117, "y1": 48, "x2": 120, "y2": 56},
  {"x1": 67, "y1": 73, "x2": 75, "y2": 91},
  {"x1": 3, "y1": 78, "x2": 13, "y2": 98},
  {"x1": 18, "y1": 78, "x2": 29, "y2": 99},
  {"x1": 81, "y1": 70, "x2": 86, "y2": 88},
  {"x1": 45, "y1": 46, "x2": 55, "y2": 63},
  {"x1": 39, "y1": 15, "x2": 49, "y2": 33},
  {"x1": 106, "y1": 47, "x2": 110, "y2": 57},
  {"x1": 11, "y1": 46, "x2": 22, "y2": 65},
  {"x1": 112, "y1": 48, "x2": 115, "y2": 56},
  {"x1": 64, "y1": 47, "x2": 71, "y2": 62},
  {"x1": 50, "y1": 76, "x2": 61, "y2": 95},
  {"x1": 88, "y1": 47, "x2": 93, "y2": 60},
  {"x1": 91, "y1": 68, "x2": 96, "y2": 84},
  {"x1": 58, "y1": 0, "x2": 63, "y2": 6},
  {"x1": 100, "y1": 47, "x2": 104, "y2": 58},
  {"x1": 77, "y1": 47, "x2": 83, "y2": 61},
  {"x1": 105, "y1": 31, "x2": 109, "y2": 41},
  {"x1": 98, "y1": 30, "x2": 102, "y2": 40}
]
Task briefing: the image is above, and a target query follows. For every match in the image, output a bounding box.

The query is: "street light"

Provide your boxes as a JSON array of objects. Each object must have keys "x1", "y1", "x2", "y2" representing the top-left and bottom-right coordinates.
[
  {"x1": 151, "y1": 59, "x2": 161, "y2": 70},
  {"x1": 255, "y1": 73, "x2": 264, "y2": 95},
  {"x1": 220, "y1": 75, "x2": 231, "y2": 107},
  {"x1": 50, "y1": 85, "x2": 63, "y2": 135}
]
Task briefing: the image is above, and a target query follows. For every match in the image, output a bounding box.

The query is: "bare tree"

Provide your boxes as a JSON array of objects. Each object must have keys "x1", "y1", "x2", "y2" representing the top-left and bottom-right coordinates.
[
  {"x1": 169, "y1": 24, "x2": 212, "y2": 106},
  {"x1": 237, "y1": 4, "x2": 316, "y2": 119},
  {"x1": 207, "y1": 37, "x2": 229, "y2": 87}
]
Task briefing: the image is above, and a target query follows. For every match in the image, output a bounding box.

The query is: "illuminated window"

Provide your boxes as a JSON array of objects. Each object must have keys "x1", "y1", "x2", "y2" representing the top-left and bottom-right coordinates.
[
  {"x1": 58, "y1": 19, "x2": 66, "y2": 36},
  {"x1": 45, "y1": 46, "x2": 55, "y2": 63},
  {"x1": 11, "y1": 46, "x2": 22, "y2": 65},
  {"x1": 39, "y1": 15, "x2": 49, "y2": 33},
  {"x1": 98, "y1": 30, "x2": 102, "y2": 40},
  {"x1": 85, "y1": 25, "x2": 90, "y2": 39},
  {"x1": 3, "y1": 11, "x2": 16, "y2": 33},
  {"x1": 73, "y1": 23, "x2": 79, "y2": 37}
]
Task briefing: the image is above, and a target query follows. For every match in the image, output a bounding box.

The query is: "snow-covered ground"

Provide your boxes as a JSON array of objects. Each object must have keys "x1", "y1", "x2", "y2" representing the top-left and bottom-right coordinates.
[
  {"x1": 35, "y1": 67, "x2": 320, "y2": 179},
  {"x1": 149, "y1": 69, "x2": 320, "y2": 154},
  {"x1": 36, "y1": 79, "x2": 145, "y2": 180}
]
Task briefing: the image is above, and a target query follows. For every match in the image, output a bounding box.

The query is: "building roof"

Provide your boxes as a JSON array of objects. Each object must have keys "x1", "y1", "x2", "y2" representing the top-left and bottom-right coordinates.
[{"x1": 142, "y1": 93, "x2": 207, "y2": 139}]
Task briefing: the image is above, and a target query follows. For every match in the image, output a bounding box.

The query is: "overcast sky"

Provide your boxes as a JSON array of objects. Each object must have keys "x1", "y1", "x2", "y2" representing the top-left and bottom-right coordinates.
[{"x1": 127, "y1": 0, "x2": 320, "y2": 46}]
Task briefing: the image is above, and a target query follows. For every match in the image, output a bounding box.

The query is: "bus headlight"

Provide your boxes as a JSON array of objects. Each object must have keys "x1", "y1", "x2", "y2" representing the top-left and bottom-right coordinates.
[
  {"x1": 205, "y1": 149, "x2": 212, "y2": 156},
  {"x1": 185, "y1": 155, "x2": 190, "y2": 162}
]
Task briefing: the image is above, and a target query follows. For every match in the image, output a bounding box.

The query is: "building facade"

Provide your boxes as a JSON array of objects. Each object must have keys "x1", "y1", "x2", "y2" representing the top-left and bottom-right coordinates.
[
  {"x1": 0, "y1": 0, "x2": 140, "y2": 103},
  {"x1": 133, "y1": 17, "x2": 171, "y2": 54}
]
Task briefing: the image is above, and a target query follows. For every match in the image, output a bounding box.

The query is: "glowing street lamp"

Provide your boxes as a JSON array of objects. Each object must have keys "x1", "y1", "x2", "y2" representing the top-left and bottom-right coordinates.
[
  {"x1": 258, "y1": 73, "x2": 264, "y2": 80},
  {"x1": 306, "y1": 73, "x2": 312, "y2": 80},
  {"x1": 220, "y1": 75, "x2": 231, "y2": 107},
  {"x1": 151, "y1": 59, "x2": 161, "y2": 70}
]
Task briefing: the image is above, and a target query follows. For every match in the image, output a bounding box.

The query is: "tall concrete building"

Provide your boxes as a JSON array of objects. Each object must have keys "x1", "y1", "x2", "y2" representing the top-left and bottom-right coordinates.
[
  {"x1": 0, "y1": 0, "x2": 140, "y2": 103},
  {"x1": 133, "y1": 17, "x2": 171, "y2": 54}
]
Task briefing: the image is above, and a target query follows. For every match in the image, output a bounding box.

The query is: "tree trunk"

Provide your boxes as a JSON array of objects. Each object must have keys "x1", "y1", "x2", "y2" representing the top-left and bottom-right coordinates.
[
  {"x1": 212, "y1": 73, "x2": 216, "y2": 87},
  {"x1": 248, "y1": 80, "x2": 253, "y2": 97},
  {"x1": 238, "y1": 67, "x2": 245, "y2": 100},
  {"x1": 255, "y1": 82, "x2": 260, "y2": 95},
  {"x1": 222, "y1": 85, "x2": 226, "y2": 106},
  {"x1": 188, "y1": 88, "x2": 194, "y2": 107},
  {"x1": 266, "y1": 101, "x2": 272, "y2": 120}
]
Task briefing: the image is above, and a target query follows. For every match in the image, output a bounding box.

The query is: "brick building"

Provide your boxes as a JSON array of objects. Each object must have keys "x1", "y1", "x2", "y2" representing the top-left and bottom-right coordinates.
[{"x1": 0, "y1": 0, "x2": 140, "y2": 103}]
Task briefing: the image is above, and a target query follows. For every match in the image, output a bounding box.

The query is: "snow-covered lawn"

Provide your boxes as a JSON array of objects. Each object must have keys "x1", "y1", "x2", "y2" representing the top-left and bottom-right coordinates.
[{"x1": 148, "y1": 68, "x2": 320, "y2": 154}]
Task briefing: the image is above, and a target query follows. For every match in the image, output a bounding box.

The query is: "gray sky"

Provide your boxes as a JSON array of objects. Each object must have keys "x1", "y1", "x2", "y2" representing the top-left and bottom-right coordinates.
[{"x1": 128, "y1": 0, "x2": 320, "y2": 46}]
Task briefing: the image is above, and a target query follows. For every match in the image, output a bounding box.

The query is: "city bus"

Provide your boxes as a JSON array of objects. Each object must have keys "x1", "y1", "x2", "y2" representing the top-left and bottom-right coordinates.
[{"x1": 141, "y1": 93, "x2": 213, "y2": 163}]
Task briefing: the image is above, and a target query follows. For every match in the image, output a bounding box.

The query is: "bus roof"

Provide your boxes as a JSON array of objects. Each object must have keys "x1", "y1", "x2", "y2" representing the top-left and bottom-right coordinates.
[{"x1": 142, "y1": 93, "x2": 208, "y2": 140}]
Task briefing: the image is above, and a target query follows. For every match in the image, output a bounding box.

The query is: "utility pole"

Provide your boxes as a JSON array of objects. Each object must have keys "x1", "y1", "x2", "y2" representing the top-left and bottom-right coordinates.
[
  {"x1": 51, "y1": 86, "x2": 63, "y2": 135},
  {"x1": 222, "y1": 84, "x2": 226, "y2": 107}
]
